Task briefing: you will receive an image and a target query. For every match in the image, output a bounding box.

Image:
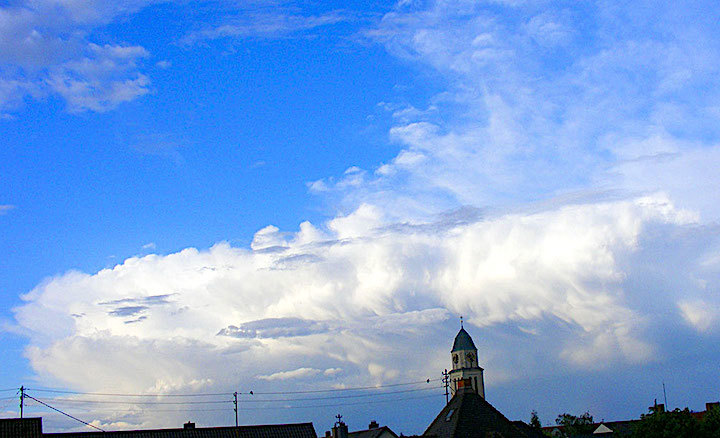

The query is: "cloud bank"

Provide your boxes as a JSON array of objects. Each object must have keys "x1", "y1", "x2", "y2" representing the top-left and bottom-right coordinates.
[{"x1": 10, "y1": 0, "x2": 720, "y2": 432}]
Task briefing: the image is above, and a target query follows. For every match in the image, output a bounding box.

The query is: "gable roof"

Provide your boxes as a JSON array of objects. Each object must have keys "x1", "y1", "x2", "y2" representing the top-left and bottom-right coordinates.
[
  {"x1": 422, "y1": 389, "x2": 541, "y2": 438},
  {"x1": 0, "y1": 417, "x2": 43, "y2": 438},
  {"x1": 348, "y1": 426, "x2": 398, "y2": 438},
  {"x1": 43, "y1": 423, "x2": 317, "y2": 438},
  {"x1": 451, "y1": 328, "x2": 476, "y2": 352}
]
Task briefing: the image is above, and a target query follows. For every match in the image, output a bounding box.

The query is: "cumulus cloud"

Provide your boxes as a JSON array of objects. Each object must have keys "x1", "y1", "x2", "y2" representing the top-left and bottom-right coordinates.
[
  {"x1": 13, "y1": 194, "x2": 704, "y2": 411},
  {"x1": 10, "y1": 0, "x2": 720, "y2": 431},
  {"x1": 0, "y1": 0, "x2": 155, "y2": 112}
]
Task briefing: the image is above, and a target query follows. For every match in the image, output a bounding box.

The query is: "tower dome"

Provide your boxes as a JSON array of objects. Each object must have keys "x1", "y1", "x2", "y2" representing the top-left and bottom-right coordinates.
[{"x1": 451, "y1": 327, "x2": 477, "y2": 352}]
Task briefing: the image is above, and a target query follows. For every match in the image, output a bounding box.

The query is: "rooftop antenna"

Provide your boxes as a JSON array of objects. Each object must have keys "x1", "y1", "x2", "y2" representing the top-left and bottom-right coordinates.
[{"x1": 335, "y1": 414, "x2": 343, "y2": 425}]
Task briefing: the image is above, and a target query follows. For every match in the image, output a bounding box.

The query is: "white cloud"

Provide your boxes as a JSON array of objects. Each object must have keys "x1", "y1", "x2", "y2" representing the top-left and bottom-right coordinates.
[
  {"x1": 181, "y1": 10, "x2": 351, "y2": 45},
  {"x1": 45, "y1": 44, "x2": 150, "y2": 112},
  {"x1": 334, "y1": 1, "x2": 720, "y2": 226},
  {"x1": 679, "y1": 300, "x2": 719, "y2": 333},
  {"x1": 0, "y1": 1, "x2": 154, "y2": 112},
  {"x1": 11, "y1": 0, "x2": 720, "y2": 430},
  {"x1": 0, "y1": 204, "x2": 15, "y2": 215},
  {"x1": 258, "y1": 367, "x2": 322, "y2": 381},
  {"x1": 524, "y1": 11, "x2": 573, "y2": 47},
  {"x1": 13, "y1": 194, "x2": 701, "y2": 425}
]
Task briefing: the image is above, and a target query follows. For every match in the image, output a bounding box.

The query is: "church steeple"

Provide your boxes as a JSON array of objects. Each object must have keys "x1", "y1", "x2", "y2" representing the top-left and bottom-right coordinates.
[{"x1": 448, "y1": 319, "x2": 485, "y2": 398}]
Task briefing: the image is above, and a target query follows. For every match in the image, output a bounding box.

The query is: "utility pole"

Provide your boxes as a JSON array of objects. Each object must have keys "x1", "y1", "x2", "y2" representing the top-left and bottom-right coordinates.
[
  {"x1": 442, "y1": 370, "x2": 450, "y2": 404},
  {"x1": 19, "y1": 386, "x2": 25, "y2": 418},
  {"x1": 662, "y1": 382, "x2": 668, "y2": 409},
  {"x1": 233, "y1": 392, "x2": 238, "y2": 427}
]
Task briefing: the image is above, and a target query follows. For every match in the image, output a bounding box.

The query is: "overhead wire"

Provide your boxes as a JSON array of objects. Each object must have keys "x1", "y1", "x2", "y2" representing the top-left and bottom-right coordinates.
[
  {"x1": 25, "y1": 388, "x2": 232, "y2": 397},
  {"x1": 236, "y1": 392, "x2": 444, "y2": 410},
  {"x1": 33, "y1": 385, "x2": 440, "y2": 407},
  {"x1": 35, "y1": 398, "x2": 233, "y2": 405},
  {"x1": 252, "y1": 379, "x2": 439, "y2": 395},
  {"x1": 31, "y1": 392, "x2": 444, "y2": 413},
  {"x1": 23, "y1": 395, "x2": 104, "y2": 432},
  {"x1": 238, "y1": 386, "x2": 440, "y2": 402},
  {"x1": 25, "y1": 378, "x2": 439, "y2": 397},
  {"x1": 22, "y1": 400, "x2": 230, "y2": 414},
  {"x1": 17, "y1": 378, "x2": 443, "y2": 420}
]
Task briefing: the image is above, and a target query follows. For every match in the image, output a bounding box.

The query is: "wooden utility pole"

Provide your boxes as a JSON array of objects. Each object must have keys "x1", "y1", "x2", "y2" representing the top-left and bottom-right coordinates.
[
  {"x1": 442, "y1": 370, "x2": 450, "y2": 404},
  {"x1": 19, "y1": 386, "x2": 25, "y2": 418},
  {"x1": 233, "y1": 392, "x2": 238, "y2": 427}
]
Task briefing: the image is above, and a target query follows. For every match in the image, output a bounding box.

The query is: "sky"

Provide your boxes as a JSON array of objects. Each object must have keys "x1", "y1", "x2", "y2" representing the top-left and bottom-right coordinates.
[{"x1": 1, "y1": 0, "x2": 720, "y2": 434}]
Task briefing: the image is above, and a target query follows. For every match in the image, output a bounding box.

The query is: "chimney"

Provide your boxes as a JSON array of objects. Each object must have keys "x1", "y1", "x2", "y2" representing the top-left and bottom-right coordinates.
[
  {"x1": 184, "y1": 422, "x2": 195, "y2": 429},
  {"x1": 332, "y1": 421, "x2": 348, "y2": 438},
  {"x1": 325, "y1": 431, "x2": 331, "y2": 437},
  {"x1": 706, "y1": 402, "x2": 719, "y2": 412},
  {"x1": 368, "y1": 421, "x2": 379, "y2": 429}
]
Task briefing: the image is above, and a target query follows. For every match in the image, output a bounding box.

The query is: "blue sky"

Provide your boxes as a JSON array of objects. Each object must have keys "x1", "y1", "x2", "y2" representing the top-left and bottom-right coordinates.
[{"x1": 2, "y1": 0, "x2": 720, "y2": 434}]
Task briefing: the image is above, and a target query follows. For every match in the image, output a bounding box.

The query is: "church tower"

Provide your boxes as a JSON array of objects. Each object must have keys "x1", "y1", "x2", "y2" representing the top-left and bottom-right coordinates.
[{"x1": 448, "y1": 321, "x2": 485, "y2": 398}]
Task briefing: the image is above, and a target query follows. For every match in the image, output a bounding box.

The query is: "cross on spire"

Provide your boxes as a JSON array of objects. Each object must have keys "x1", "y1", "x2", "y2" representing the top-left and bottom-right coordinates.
[{"x1": 460, "y1": 315, "x2": 464, "y2": 328}]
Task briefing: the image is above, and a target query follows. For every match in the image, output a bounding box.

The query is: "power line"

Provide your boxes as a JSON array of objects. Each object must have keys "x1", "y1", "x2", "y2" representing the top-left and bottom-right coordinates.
[
  {"x1": 238, "y1": 386, "x2": 439, "y2": 402},
  {"x1": 31, "y1": 392, "x2": 444, "y2": 413},
  {"x1": 0, "y1": 389, "x2": 18, "y2": 393},
  {"x1": 238, "y1": 392, "x2": 444, "y2": 410},
  {"x1": 252, "y1": 379, "x2": 438, "y2": 395},
  {"x1": 24, "y1": 378, "x2": 438, "y2": 397},
  {"x1": 23, "y1": 395, "x2": 104, "y2": 432},
  {"x1": 25, "y1": 388, "x2": 232, "y2": 397},
  {"x1": 35, "y1": 398, "x2": 232, "y2": 405},
  {"x1": 22, "y1": 401, "x2": 230, "y2": 414},
  {"x1": 31, "y1": 386, "x2": 439, "y2": 407}
]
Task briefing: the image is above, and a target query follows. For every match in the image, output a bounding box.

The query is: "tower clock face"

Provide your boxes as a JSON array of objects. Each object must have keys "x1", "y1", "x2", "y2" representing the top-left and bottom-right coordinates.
[{"x1": 453, "y1": 354, "x2": 459, "y2": 364}]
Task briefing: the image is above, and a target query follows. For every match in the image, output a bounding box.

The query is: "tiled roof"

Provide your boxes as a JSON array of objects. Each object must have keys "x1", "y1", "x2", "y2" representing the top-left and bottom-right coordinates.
[
  {"x1": 43, "y1": 423, "x2": 317, "y2": 438},
  {"x1": 450, "y1": 328, "x2": 476, "y2": 352},
  {"x1": 423, "y1": 389, "x2": 542, "y2": 438},
  {"x1": 348, "y1": 426, "x2": 398, "y2": 438},
  {"x1": 0, "y1": 417, "x2": 43, "y2": 438}
]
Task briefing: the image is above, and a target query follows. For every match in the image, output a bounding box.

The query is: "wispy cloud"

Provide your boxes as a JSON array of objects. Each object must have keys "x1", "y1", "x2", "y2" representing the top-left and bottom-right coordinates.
[
  {"x1": 181, "y1": 9, "x2": 352, "y2": 45},
  {"x1": 130, "y1": 132, "x2": 187, "y2": 163},
  {"x1": 0, "y1": 205, "x2": 15, "y2": 215}
]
